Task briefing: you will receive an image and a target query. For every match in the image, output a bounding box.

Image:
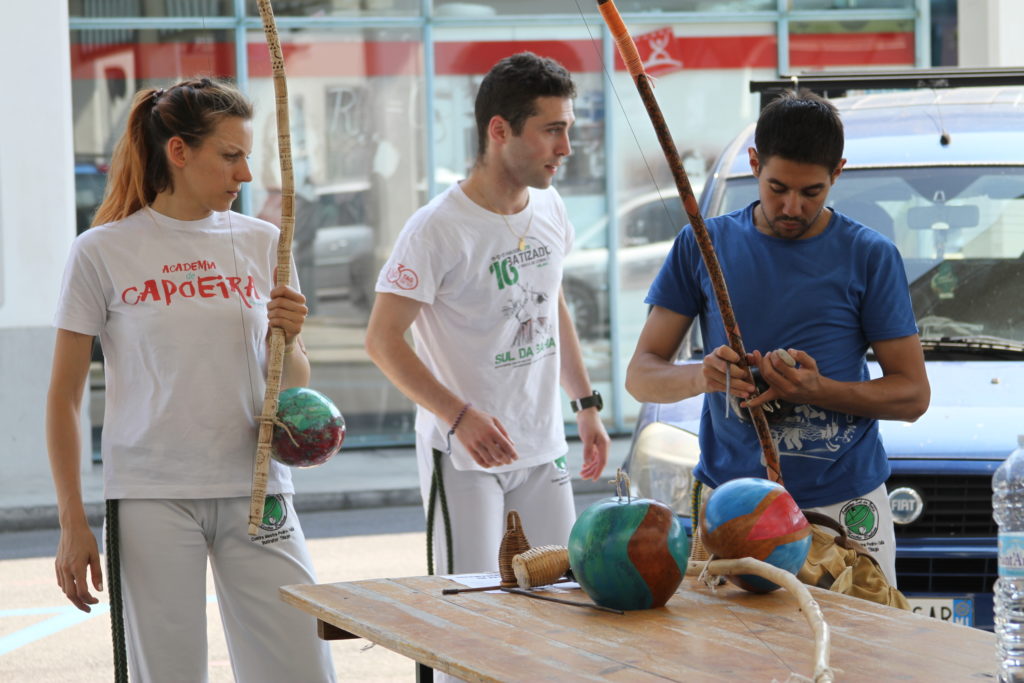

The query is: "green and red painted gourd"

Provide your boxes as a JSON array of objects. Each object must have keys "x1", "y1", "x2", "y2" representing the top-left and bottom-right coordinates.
[
  {"x1": 568, "y1": 492, "x2": 690, "y2": 611},
  {"x1": 272, "y1": 387, "x2": 345, "y2": 468}
]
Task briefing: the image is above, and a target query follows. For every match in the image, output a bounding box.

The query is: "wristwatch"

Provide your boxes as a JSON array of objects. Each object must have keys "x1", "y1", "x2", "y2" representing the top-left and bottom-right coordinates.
[{"x1": 570, "y1": 390, "x2": 603, "y2": 414}]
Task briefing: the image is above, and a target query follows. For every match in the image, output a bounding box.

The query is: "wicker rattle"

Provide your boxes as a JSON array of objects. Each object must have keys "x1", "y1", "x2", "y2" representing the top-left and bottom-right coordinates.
[{"x1": 512, "y1": 545, "x2": 571, "y2": 589}]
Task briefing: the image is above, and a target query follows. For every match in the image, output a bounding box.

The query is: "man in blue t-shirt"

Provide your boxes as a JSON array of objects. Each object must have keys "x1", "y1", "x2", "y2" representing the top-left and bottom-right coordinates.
[{"x1": 625, "y1": 90, "x2": 930, "y2": 585}]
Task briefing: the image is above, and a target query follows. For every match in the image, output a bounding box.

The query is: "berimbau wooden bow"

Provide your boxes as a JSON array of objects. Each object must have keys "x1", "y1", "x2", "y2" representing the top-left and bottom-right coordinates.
[
  {"x1": 595, "y1": 0, "x2": 783, "y2": 484},
  {"x1": 249, "y1": 0, "x2": 296, "y2": 535}
]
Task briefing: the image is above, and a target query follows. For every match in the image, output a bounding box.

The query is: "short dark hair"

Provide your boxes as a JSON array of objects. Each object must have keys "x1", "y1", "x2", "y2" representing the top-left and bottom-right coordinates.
[
  {"x1": 474, "y1": 52, "x2": 576, "y2": 158},
  {"x1": 754, "y1": 89, "x2": 844, "y2": 171}
]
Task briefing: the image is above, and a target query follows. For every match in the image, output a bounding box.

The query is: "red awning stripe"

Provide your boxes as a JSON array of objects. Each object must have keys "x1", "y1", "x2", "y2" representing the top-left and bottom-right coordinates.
[{"x1": 70, "y1": 33, "x2": 914, "y2": 80}]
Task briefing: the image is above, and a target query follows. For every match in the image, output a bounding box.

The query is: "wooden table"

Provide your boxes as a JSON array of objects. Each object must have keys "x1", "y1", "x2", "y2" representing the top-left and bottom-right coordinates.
[{"x1": 281, "y1": 574, "x2": 995, "y2": 681}]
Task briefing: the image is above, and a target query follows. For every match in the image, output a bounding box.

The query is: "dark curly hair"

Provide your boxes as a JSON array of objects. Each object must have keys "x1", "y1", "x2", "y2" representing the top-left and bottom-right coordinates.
[
  {"x1": 754, "y1": 89, "x2": 844, "y2": 172},
  {"x1": 474, "y1": 52, "x2": 576, "y2": 159}
]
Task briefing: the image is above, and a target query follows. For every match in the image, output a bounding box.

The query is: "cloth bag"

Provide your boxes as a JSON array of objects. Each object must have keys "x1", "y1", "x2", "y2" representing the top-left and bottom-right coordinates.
[{"x1": 796, "y1": 510, "x2": 910, "y2": 610}]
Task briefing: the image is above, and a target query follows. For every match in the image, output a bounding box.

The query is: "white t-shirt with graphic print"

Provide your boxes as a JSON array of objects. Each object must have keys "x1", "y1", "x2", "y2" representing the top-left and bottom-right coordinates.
[
  {"x1": 376, "y1": 182, "x2": 575, "y2": 473},
  {"x1": 54, "y1": 208, "x2": 296, "y2": 500}
]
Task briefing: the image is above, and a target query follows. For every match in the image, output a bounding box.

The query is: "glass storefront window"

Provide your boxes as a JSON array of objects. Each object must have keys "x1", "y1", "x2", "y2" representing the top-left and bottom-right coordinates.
[
  {"x1": 245, "y1": 0, "x2": 420, "y2": 17},
  {"x1": 70, "y1": 1, "x2": 235, "y2": 17},
  {"x1": 68, "y1": 1, "x2": 930, "y2": 443},
  {"x1": 792, "y1": 0, "x2": 913, "y2": 8},
  {"x1": 247, "y1": 27, "x2": 426, "y2": 443},
  {"x1": 433, "y1": 0, "x2": 776, "y2": 14},
  {"x1": 790, "y1": 19, "x2": 916, "y2": 70}
]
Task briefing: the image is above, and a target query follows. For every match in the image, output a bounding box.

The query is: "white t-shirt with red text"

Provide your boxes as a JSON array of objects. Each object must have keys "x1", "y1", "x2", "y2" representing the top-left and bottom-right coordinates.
[
  {"x1": 54, "y1": 207, "x2": 296, "y2": 500},
  {"x1": 376, "y1": 182, "x2": 574, "y2": 473}
]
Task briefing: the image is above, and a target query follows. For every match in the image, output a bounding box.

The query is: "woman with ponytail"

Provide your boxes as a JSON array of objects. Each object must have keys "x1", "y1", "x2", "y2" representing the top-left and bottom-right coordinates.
[{"x1": 46, "y1": 77, "x2": 335, "y2": 682}]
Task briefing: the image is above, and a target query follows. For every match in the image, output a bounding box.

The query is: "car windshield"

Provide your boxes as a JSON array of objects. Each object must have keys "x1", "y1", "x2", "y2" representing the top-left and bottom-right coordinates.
[{"x1": 718, "y1": 165, "x2": 1024, "y2": 350}]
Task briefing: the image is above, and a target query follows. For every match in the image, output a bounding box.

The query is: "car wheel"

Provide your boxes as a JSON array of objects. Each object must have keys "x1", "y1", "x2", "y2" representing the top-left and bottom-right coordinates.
[{"x1": 564, "y1": 280, "x2": 600, "y2": 340}]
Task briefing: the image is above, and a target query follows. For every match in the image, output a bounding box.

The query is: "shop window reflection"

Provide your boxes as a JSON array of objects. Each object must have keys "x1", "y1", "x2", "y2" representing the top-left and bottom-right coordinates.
[
  {"x1": 244, "y1": 28, "x2": 426, "y2": 441},
  {"x1": 244, "y1": 0, "x2": 420, "y2": 16},
  {"x1": 68, "y1": 2, "x2": 929, "y2": 444},
  {"x1": 790, "y1": 19, "x2": 915, "y2": 70},
  {"x1": 70, "y1": 0, "x2": 235, "y2": 17},
  {"x1": 433, "y1": 1, "x2": 779, "y2": 14}
]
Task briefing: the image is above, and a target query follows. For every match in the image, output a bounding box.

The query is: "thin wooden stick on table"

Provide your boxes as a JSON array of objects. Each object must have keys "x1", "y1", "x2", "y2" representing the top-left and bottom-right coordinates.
[
  {"x1": 501, "y1": 587, "x2": 625, "y2": 614},
  {"x1": 442, "y1": 578, "x2": 573, "y2": 595}
]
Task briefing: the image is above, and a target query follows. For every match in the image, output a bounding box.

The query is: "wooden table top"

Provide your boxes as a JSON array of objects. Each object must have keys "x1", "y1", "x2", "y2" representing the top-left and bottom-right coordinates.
[{"x1": 280, "y1": 574, "x2": 995, "y2": 682}]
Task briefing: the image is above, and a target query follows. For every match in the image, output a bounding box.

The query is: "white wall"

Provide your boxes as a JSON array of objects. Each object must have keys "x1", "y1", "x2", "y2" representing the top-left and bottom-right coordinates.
[
  {"x1": 958, "y1": 0, "x2": 1024, "y2": 67},
  {"x1": 0, "y1": 1, "x2": 87, "y2": 500},
  {"x1": 1, "y1": 0, "x2": 77, "y2": 326}
]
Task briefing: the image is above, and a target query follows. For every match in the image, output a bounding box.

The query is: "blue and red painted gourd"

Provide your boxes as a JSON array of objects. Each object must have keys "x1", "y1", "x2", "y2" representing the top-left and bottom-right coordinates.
[
  {"x1": 272, "y1": 387, "x2": 345, "y2": 468},
  {"x1": 568, "y1": 496, "x2": 690, "y2": 610},
  {"x1": 699, "y1": 477, "x2": 811, "y2": 593}
]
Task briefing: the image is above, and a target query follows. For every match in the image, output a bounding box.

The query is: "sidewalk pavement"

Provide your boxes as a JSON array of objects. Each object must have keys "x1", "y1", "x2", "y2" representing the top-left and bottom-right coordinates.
[{"x1": 2, "y1": 436, "x2": 634, "y2": 532}]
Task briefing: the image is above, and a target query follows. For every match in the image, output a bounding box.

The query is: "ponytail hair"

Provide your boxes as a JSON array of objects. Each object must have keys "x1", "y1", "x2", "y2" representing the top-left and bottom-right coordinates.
[{"x1": 92, "y1": 77, "x2": 253, "y2": 226}]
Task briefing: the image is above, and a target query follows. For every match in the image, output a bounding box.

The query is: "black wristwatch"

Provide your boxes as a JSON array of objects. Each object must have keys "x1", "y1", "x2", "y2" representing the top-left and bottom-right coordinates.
[{"x1": 570, "y1": 390, "x2": 603, "y2": 414}]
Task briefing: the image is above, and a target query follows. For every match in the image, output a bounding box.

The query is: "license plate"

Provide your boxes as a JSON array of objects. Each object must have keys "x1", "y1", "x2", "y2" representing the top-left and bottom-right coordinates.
[{"x1": 907, "y1": 597, "x2": 974, "y2": 626}]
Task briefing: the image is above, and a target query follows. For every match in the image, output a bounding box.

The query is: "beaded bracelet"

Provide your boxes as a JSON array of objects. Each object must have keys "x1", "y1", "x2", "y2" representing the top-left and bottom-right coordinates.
[
  {"x1": 445, "y1": 402, "x2": 471, "y2": 456},
  {"x1": 450, "y1": 402, "x2": 471, "y2": 433}
]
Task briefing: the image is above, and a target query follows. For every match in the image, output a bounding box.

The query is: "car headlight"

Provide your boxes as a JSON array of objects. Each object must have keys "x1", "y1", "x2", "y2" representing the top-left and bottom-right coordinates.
[{"x1": 626, "y1": 421, "x2": 700, "y2": 517}]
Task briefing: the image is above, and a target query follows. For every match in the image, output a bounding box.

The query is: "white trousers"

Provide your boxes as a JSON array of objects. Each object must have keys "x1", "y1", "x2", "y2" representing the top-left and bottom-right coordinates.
[
  {"x1": 110, "y1": 496, "x2": 335, "y2": 683},
  {"x1": 416, "y1": 440, "x2": 577, "y2": 575},
  {"x1": 805, "y1": 483, "x2": 898, "y2": 587}
]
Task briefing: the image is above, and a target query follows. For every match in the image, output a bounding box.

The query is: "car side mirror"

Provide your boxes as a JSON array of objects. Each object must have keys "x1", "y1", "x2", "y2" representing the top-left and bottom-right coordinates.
[{"x1": 907, "y1": 204, "x2": 980, "y2": 231}]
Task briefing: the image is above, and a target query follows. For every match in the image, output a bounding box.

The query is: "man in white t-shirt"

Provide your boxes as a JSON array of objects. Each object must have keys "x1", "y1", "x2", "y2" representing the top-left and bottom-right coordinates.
[{"x1": 365, "y1": 52, "x2": 610, "y2": 575}]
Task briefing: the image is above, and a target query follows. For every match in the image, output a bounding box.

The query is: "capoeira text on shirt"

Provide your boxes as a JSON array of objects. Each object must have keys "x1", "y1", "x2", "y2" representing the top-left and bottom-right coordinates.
[{"x1": 121, "y1": 273, "x2": 261, "y2": 308}]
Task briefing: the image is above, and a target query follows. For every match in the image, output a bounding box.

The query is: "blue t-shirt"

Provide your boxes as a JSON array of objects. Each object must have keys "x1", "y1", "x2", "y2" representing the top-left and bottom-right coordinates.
[{"x1": 645, "y1": 201, "x2": 918, "y2": 508}]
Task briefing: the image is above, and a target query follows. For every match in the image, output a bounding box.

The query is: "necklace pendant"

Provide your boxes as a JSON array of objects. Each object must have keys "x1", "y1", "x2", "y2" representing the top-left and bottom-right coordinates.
[{"x1": 518, "y1": 237, "x2": 526, "y2": 251}]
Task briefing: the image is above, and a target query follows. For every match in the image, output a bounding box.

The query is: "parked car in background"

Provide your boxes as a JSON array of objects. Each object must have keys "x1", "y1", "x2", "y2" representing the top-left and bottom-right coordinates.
[
  {"x1": 74, "y1": 159, "x2": 108, "y2": 235},
  {"x1": 312, "y1": 222, "x2": 374, "y2": 311},
  {"x1": 623, "y1": 73, "x2": 1024, "y2": 630},
  {"x1": 563, "y1": 190, "x2": 687, "y2": 339},
  {"x1": 258, "y1": 182, "x2": 374, "y2": 318}
]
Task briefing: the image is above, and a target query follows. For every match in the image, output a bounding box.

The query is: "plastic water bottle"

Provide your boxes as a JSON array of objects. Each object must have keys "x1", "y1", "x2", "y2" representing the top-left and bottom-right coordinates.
[{"x1": 994, "y1": 435, "x2": 1024, "y2": 681}]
